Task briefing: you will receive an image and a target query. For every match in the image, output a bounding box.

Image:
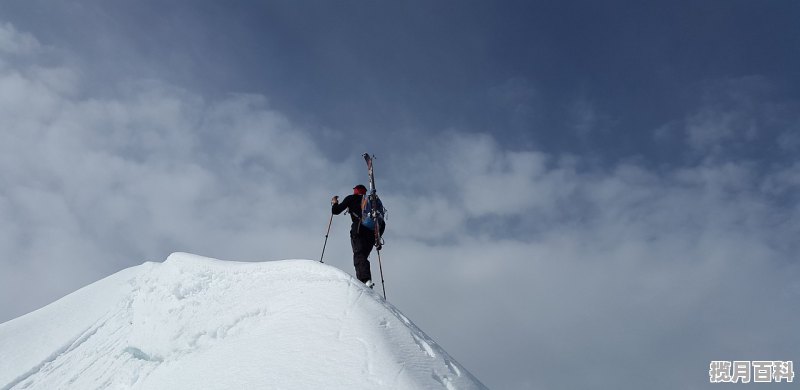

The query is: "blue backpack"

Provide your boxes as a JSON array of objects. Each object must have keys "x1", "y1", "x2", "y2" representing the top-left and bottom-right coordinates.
[{"x1": 360, "y1": 194, "x2": 386, "y2": 232}]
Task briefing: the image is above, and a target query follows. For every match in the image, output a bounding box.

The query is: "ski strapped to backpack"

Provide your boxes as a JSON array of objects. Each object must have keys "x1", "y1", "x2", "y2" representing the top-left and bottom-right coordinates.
[{"x1": 361, "y1": 153, "x2": 387, "y2": 246}]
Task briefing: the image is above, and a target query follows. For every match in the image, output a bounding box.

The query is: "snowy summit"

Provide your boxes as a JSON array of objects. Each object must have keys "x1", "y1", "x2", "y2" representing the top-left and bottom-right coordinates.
[{"x1": 0, "y1": 253, "x2": 487, "y2": 390}]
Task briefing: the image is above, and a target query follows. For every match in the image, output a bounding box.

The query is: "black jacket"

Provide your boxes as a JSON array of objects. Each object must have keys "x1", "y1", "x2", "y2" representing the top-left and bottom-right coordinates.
[
  {"x1": 332, "y1": 194, "x2": 365, "y2": 234},
  {"x1": 332, "y1": 194, "x2": 386, "y2": 236}
]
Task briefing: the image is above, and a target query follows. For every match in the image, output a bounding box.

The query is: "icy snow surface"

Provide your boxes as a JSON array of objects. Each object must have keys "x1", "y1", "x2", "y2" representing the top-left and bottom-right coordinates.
[{"x1": 0, "y1": 253, "x2": 487, "y2": 390}]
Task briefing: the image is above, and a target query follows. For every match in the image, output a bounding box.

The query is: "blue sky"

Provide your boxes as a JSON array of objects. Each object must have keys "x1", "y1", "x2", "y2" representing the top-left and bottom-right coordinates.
[{"x1": 1, "y1": 1, "x2": 799, "y2": 389}]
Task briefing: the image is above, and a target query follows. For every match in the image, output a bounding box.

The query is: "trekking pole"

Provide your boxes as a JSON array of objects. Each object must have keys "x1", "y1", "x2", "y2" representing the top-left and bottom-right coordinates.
[
  {"x1": 376, "y1": 247, "x2": 386, "y2": 299},
  {"x1": 319, "y1": 214, "x2": 334, "y2": 263},
  {"x1": 374, "y1": 224, "x2": 386, "y2": 298}
]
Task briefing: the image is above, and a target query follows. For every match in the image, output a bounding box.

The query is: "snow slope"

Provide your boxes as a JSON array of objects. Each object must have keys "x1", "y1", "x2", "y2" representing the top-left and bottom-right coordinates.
[{"x1": 0, "y1": 253, "x2": 487, "y2": 390}]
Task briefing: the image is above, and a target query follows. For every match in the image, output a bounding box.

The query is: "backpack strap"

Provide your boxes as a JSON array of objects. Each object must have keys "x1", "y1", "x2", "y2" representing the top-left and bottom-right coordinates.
[{"x1": 361, "y1": 195, "x2": 368, "y2": 216}]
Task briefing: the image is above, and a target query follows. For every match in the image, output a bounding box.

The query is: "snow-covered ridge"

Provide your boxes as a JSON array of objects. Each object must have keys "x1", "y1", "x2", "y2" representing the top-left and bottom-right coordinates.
[{"x1": 0, "y1": 253, "x2": 486, "y2": 390}]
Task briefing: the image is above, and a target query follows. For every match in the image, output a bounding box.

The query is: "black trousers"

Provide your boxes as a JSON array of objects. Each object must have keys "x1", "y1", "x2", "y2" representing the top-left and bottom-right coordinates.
[{"x1": 350, "y1": 228, "x2": 376, "y2": 283}]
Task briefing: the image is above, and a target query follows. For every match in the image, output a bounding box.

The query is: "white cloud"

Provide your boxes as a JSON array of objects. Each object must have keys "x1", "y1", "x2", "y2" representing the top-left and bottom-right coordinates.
[
  {"x1": 0, "y1": 25, "x2": 353, "y2": 322},
  {"x1": 0, "y1": 22, "x2": 41, "y2": 55},
  {"x1": 685, "y1": 108, "x2": 756, "y2": 151},
  {"x1": 678, "y1": 76, "x2": 800, "y2": 160},
  {"x1": 382, "y1": 131, "x2": 800, "y2": 388}
]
